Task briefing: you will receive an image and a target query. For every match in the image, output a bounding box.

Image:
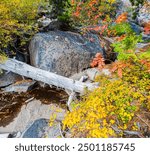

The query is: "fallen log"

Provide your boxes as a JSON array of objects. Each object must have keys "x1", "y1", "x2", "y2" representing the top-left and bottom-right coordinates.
[
  {"x1": 67, "y1": 76, "x2": 88, "y2": 110},
  {"x1": 0, "y1": 58, "x2": 98, "y2": 93}
]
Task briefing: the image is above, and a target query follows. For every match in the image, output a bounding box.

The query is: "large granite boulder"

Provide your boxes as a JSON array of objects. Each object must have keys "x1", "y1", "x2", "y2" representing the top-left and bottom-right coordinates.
[{"x1": 29, "y1": 30, "x2": 112, "y2": 77}]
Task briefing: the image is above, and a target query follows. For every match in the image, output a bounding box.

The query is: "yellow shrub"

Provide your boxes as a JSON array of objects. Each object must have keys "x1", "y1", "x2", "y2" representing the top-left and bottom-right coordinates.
[{"x1": 63, "y1": 62, "x2": 150, "y2": 138}]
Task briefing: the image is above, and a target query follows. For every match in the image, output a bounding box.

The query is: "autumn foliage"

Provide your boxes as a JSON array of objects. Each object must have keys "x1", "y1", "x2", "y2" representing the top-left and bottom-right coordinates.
[
  {"x1": 1, "y1": 0, "x2": 149, "y2": 138},
  {"x1": 111, "y1": 61, "x2": 128, "y2": 78},
  {"x1": 62, "y1": 5, "x2": 150, "y2": 137},
  {"x1": 143, "y1": 22, "x2": 150, "y2": 35},
  {"x1": 115, "y1": 13, "x2": 128, "y2": 24},
  {"x1": 63, "y1": 60, "x2": 150, "y2": 137},
  {"x1": 69, "y1": 0, "x2": 117, "y2": 26},
  {"x1": 90, "y1": 53, "x2": 105, "y2": 70}
]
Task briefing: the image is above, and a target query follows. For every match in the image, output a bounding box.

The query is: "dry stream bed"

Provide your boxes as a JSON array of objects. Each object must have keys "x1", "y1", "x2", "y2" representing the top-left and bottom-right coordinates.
[{"x1": 0, "y1": 86, "x2": 68, "y2": 127}]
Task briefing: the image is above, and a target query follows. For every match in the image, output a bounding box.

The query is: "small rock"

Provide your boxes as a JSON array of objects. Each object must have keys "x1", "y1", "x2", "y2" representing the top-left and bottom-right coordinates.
[
  {"x1": 121, "y1": 0, "x2": 132, "y2": 8},
  {"x1": 130, "y1": 22, "x2": 142, "y2": 35},
  {"x1": 2, "y1": 80, "x2": 37, "y2": 93},
  {"x1": 142, "y1": 33, "x2": 150, "y2": 42},
  {"x1": 136, "y1": 42, "x2": 150, "y2": 52},
  {"x1": 70, "y1": 68, "x2": 111, "y2": 81},
  {"x1": 38, "y1": 16, "x2": 52, "y2": 27},
  {"x1": 116, "y1": 0, "x2": 132, "y2": 16},
  {"x1": 21, "y1": 119, "x2": 62, "y2": 138},
  {"x1": 0, "y1": 133, "x2": 10, "y2": 138},
  {"x1": 0, "y1": 72, "x2": 22, "y2": 88},
  {"x1": 137, "y1": 2, "x2": 150, "y2": 26}
]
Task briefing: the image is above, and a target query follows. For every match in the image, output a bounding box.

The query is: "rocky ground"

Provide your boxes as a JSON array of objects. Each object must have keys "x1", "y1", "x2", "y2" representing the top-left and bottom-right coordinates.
[
  {"x1": 0, "y1": 68, "x2": 106, "y2": 138},
  {"x1": 0, "y1": 81, "x2": 68, "y2": 138},
  {"x1": 0, "y1": 0, "x2": 149, "y2": 138}
]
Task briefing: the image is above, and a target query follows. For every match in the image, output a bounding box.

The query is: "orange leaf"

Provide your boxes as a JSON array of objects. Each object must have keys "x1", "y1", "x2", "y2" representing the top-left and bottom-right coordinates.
[
  {"x1": 143, "y1": 22, "x2": 150, "y2": 35},
  {"x1": 118, "y1": 68, "x2": 123, "y2": 78},
  {"x1": 111, "y1": 61, "x2": 128, "y2": 78},
  {"x1": 90, "y1": 53, "x2": 105, "y2": 70},
  {"x1": 115, "y1": 13, "x2": 128, "y2": 24}
]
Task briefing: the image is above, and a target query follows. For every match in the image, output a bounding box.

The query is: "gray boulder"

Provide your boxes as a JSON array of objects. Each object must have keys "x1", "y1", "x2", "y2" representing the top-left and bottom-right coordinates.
[
  {"x1": 2, "y1": 80, "x2": 37, "y2": 93},
  {"x1": 29, "y1": 30, "x2": 107, "y2": 77},
  {"x1": 0, "y1": 72, "x2": 22, "y2": 88},
  {"x1": 130, "y1": 22, "x2": 142, "y2": 35},
  {"x1": 21, "y1": 119, "x2": 62, "y2": 138},
  {"x1": 38, "y1": 16, "x2": 52, "y2": 28},
  {"x1": 137, "y1": 2, "x2": 150, "y2": 26}
]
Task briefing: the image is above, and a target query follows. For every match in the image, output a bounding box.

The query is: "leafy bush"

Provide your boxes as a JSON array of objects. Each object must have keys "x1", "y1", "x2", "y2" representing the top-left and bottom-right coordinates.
[
  {"x1": 48, "y1": 0, "x2": 71, "y2": 21},
  {"x1": 0, "y1": 0, "x2": 44, "y2": 56},
  {"x1": 62, "y1": 0, "x2": 117, "y2": 27},
  {"x1": 109, "y1": 13, "x2": 144, "y2": 61},
  {"x1": 129, "y1": 0, "x2": 145, "y2": 6},
  {"x1": 109, "y1": 22, "x2": 133, "y2": 36},
  {"x1": 0, "y1": 53, "x2": 7, "y2": 63},
  {"x1": 112, "y1": 34, "x2": 143, "y2": 60},
  {"x1": 62, "y1": 58, "x2": 150, "y2": 138},
  {"x1": 143, "y1": 22, "x2": 150, "y2": 35},
  {"x1": 62, "y1": 9, "x2": 150, "y2": 138}
]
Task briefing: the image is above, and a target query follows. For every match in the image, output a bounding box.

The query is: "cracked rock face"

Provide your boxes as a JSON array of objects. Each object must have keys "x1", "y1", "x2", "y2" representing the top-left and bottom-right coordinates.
[{"x1": 29, "y1": 31, "x2": 105, "y2": 77}]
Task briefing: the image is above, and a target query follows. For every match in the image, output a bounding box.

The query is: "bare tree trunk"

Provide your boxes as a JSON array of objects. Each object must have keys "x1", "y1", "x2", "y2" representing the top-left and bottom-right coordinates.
[{"x1": 0, "y1": 58, "x2": 98, "y2": 93}]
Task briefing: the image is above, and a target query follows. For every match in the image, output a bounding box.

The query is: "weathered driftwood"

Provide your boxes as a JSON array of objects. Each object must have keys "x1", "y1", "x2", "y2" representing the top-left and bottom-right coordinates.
[
  {"x1": 0, "y1": 58, "x2": 98, "y2": 93},
  {"x1": 67, "y1": 76, "x2": 88, "y2": 109}
]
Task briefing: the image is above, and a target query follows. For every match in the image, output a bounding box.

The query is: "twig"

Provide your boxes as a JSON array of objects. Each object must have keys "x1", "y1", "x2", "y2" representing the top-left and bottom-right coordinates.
[
  {"x1": 58, "y1": 122, "x2": 64, "y2": 138},
  {"x1": 67, "y1": 76, "x2": 88, "y2": 110},
  {"x1": 136, "y1": 114, "x2": 150, "y2": 128},
  {"x1": 67, "y1": 92, "x2": 76, "y2": 107},
  {"x1": 25, "y1": 97, "x2": 34, "y2": 103}
]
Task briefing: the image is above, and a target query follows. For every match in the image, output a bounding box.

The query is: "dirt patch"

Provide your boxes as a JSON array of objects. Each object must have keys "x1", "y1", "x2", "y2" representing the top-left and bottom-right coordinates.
[
  {"x1": 0, "y1": 86, "x2": 68, "y2": 127},
  {"x1": 30, "y1": 86, "x2": 68, "y2": 107}
]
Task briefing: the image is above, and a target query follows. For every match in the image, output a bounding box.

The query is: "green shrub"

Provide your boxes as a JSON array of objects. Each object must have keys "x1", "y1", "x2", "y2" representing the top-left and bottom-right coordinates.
[
  {"x1": 109, "y1": 22, "x2": 134, "y2": 36},
  {"x1": 55, "y1": 0, "x2": 118, "y2": 27},
  {"x1": 129, "y1": 0, "x2": 145, "y2": 6},
  {"x1": 0, "y1": 0, "x2": 44, "y2": 55},
  {"x1": 48, "y1": 0, "x2": 71, "y2": 21},
  {"x1": 112, "y1": 34, "x2": 143, "y2": 60}
]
